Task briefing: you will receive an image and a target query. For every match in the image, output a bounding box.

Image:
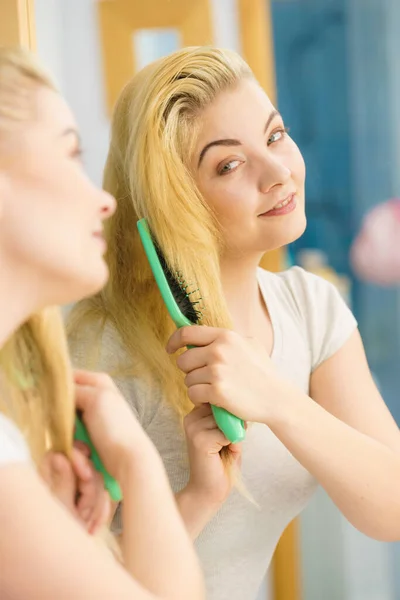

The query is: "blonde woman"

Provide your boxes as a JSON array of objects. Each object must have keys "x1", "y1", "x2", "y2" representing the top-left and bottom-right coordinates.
[
  {"x1": 69, "y1": 47, "x2": 400, "y2": 600},
  {"x1": 0, "y1": 47, "x2": 204, "y2": 600}
]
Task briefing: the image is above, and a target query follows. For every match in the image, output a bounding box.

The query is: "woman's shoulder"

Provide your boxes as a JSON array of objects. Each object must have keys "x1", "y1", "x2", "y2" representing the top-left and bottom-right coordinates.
[
  {"x1": 66, "y1": 306, "x2": 129, "y2": 372},
  {"x1": 259, "y1": 264, "x2": 334, "y2": 294},
  {"x1": 66, "y1": 308, "x2": 161, "y2": 425},
  {"x1": 258, "y1": 265, "x2": 347, "y2": 312},
  {"x1": 0, "y1": 413, "x2": 31, "y2": 466},
  {"x1": 258, "y1": 266, "x2": 357, "y2": 370}
]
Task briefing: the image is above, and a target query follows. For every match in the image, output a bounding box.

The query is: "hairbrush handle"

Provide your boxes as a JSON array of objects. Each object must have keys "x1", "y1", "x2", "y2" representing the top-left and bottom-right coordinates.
[
  {"x1": 211, "y1": 406, "x2": 245, "y2": 444},
  {"x1": 74, "y1": 416, "x2": 123, "y2": 502}
]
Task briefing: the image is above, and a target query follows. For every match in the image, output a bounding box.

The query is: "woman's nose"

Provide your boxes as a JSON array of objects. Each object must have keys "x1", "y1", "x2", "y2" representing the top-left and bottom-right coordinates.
[
  {"x1": 259, "y1": 155, "x2": 291, "y2": 194},
  {"x1": 100, "y1": 191, "x2": 116, "y2": 219}
]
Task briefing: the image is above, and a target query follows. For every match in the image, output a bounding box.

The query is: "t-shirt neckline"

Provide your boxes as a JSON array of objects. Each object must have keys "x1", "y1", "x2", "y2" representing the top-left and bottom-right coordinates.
[{"x1": 256, "y1": 267, "x2": 283, "y2": 361}]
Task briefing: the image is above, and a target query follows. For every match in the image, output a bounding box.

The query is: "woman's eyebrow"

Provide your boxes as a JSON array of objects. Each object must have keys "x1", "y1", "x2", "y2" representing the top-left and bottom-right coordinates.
[
  {"x1": 198, "y1": 138, "x2": 241, "y2": 167},
  {"x1": 197, "y1": 109, "x2": 282, "y2": 167},
  {"x1": 263, "y1": 109, "x2": 281, "y2": 134}
]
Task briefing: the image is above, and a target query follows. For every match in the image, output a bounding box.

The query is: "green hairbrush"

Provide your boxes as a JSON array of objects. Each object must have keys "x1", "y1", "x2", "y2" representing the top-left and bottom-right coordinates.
[
  {"x1": 137, "y1": 218, "x2": 245, "y2": 444},
  {"x1": 74, "y1": 416, "x2": 122, "y2": 502}
]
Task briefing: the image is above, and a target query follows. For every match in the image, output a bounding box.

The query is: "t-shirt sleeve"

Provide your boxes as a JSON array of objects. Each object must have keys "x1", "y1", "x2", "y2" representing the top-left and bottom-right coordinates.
[
  {"x1": 289, "y1": 267, "x2": 358, "y2": 371},
  {"x1": 0, "y1": 413, "x2": 31, "y2": 466},
  {"x1": 68, "y1": 318, "x2": 142, "y2": 422}
]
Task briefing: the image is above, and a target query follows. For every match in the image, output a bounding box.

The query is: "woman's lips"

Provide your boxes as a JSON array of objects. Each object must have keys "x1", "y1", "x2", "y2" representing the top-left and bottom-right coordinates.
[
  {"x1": 93, "y1": 231, "x2": 107, "y2": 251},
  {"x1": 259, "y1": 193, "x2": 296, "y2": 217}
]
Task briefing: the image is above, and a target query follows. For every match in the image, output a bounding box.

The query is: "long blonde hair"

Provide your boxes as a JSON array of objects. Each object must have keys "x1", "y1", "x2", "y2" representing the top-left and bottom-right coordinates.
[
  {"x1": 69, "y1": 47, "x2": 254, "y2": 419},
  {"x1": 0, "y1": 48, "x2": 74, "y2": 465}
]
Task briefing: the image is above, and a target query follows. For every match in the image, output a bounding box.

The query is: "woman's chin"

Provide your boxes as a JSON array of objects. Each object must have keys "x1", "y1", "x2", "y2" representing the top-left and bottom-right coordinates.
[
  {"x1": 259, "y1": 214, "x2": 307, "y2": 253},
  {"x1": 63, "y1": 265, "x2": 109, "y2": 305}
]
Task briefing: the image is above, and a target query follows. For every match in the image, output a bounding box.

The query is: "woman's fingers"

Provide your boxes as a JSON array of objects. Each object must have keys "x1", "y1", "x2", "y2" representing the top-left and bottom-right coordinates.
[
  {"x1": 176, "y1": 347, "x2": 209, "y2": 374},
  {"x1": 167, "y1": 326, "x2": 223, "y2": 354},
  {"x1": 71, "y1": 447, "x2": 94, "y2": 482},
  {"x1": 88, "y1": 490, "x2": 111, "y2": 536},
  {"x1": 73, "y1": 440, "x2": 91, "y2": 457},
  {"x1": 73, "y1": 370, "x2": 115, "y2": 389},
  {"x1": 40, "y1": 452, "x2": 77, "y2": 514}
]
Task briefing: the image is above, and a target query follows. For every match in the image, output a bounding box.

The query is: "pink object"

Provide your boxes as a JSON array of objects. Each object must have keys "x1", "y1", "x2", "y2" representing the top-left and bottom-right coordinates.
[{"x1": 350, "y1": 199, "x2": 400, "y2": 285}]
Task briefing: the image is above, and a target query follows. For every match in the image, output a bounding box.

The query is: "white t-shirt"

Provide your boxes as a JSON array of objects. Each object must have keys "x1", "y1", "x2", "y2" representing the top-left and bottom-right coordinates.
[
  {"x1": 0, "y1": 413, "x2": 30, "y2": 466},
  {"x1": 70, "y1": 266, "x2": 358, "y2": 600}
]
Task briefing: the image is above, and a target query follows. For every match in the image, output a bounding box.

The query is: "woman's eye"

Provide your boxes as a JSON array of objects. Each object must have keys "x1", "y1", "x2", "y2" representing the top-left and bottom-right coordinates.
[
  {"x1": 267, "y1": 127, "x2": 289, "y2": 146},
  {"x1": 71, "y1": 147, "x2": 84, "y2": 163},
  {"x1": 218, "y1": 159, "x2": 241, "y2": 175}
]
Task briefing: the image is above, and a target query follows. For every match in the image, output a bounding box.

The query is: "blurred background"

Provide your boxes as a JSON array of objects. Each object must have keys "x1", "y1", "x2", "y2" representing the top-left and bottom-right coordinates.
[{"x1": 2, "y1": 1, "x2": 400, "y2": 599}]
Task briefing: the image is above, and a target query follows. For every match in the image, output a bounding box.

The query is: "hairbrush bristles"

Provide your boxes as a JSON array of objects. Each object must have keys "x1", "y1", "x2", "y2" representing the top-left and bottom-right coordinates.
[{"x1": 155, "y1": 250, "x2": 204, "y2": 324}]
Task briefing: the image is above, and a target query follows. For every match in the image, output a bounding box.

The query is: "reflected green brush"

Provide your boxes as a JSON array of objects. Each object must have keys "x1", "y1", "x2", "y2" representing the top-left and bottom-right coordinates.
[
  {"x1": 74, "y1": 416, "x2": 122, "y2": 502},
  {"x1": 137, "y1": 218, "x2": 245, "y2": 444}
]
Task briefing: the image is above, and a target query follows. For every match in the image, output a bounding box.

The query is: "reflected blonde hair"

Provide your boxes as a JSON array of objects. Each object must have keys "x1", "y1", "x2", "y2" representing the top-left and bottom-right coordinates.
[
  {"x1": 69, "y1": 47, "x2": 254, "y2": 420},
  {"x1": 0, "y1": 48, "x2": 74, "y2": 464}
]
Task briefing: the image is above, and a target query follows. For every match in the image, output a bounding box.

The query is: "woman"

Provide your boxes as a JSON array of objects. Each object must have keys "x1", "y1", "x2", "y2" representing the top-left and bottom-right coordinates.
[
  {"x1": 69, "y1": 46, "x2": 400, "y2": 600},
  {"x1": 0, "y1": 47, "x2": 204, "y2": 600}
]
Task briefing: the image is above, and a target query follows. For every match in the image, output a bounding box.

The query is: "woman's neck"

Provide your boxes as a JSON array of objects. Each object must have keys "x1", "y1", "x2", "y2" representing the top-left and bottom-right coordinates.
[
  {"x1": 0, "y1": 263, "x2": 39, "y2": 347},
  {"x1": 220, "y1": 253, "x2": 265, "y2": 335}
]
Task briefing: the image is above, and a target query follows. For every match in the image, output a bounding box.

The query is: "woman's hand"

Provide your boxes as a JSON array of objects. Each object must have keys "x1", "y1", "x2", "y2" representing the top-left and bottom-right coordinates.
[
  {"x1": 39, "y1": 443, "x2": 110, "y2": 535},
  {"x1": 175, "y1": 404, "x2": 242, "y2": 539},
  {"x1": 183, "y1": 404, "x2": 242, "y2": 507},
  {"x1": 167, "y1": 326, "x2": 294, "y2": 425},
  {"x1": 74, "y1": 370, "x2": 159, "y2": 484}
]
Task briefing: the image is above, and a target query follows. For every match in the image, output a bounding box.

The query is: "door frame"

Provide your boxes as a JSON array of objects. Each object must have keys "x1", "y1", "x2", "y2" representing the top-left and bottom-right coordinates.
[{"x1": 0, "y1": 0, "x2": 36, "y2": 49}]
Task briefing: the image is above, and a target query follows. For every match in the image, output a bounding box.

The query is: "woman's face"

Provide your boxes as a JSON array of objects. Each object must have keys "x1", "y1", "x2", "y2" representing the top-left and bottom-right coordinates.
[
  {"x1": 0, "y1": 84, "x2": 115, "y2": 306},
  {"x1": 192, "y1": 79, "x2": 306, "y2": 258}
]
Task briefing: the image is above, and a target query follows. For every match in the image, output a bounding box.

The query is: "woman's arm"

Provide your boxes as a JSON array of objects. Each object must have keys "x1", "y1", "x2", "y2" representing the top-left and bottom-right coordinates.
[
  {"x1": 174, "y1": 404, "x2": 242, "y2": 540},
  {"x1": 120, "y1": 442, "x2": 206, "y2": 595},
  {"x1": 0, "y1": 449, "x2": 205, "y2": 600},
  {"x1": 0, "y1": 463, "x2": 160, "y2": 600},
  {"x1": 270, "y1": 329, "x2": 400, "y2": 541},
  {"x1": 169, "y1": 326, "x2": 400, "y2": 542}
]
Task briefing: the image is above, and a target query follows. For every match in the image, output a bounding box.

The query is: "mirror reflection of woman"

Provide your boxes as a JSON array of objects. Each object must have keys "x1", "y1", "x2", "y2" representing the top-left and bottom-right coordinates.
[{"x1": 70, "y1": 46, "x2": 400, "y2": 600}]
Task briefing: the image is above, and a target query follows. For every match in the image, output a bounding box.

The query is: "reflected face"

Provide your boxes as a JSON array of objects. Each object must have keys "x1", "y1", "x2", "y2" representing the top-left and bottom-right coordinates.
[
  {"x1": 0, "y1": 85, "x2": 116, "y2": 305},
  {"x1": 192, "y1": 79, "x2": 306, "y2": 257}
]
